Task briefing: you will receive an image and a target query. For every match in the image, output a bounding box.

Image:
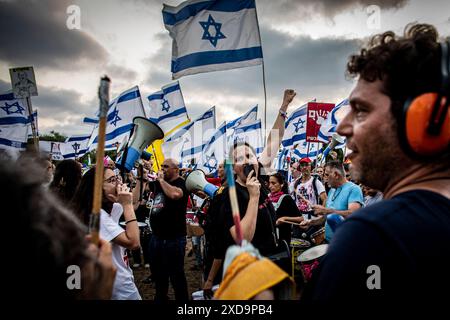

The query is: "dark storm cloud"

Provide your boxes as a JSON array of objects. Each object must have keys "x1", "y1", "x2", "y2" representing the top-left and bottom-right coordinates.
[
  {"x1": 0, "y1": 0, "x2": 108, "y2": 70},
  {"x1": 257, "y1": 0, "x2": 408, "y2": 22}
]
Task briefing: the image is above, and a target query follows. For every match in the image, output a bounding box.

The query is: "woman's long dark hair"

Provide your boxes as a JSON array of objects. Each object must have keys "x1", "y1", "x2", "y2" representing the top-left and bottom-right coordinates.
[
  {"x1": 71, "y1": 167, "x2": 113, "y2": 227},
  {"x1": 49, "y1": 159, "x2": 82, "y2": 204},
  {"x1": 270, "y1": 172, "x2": 289, "y2": 194}
]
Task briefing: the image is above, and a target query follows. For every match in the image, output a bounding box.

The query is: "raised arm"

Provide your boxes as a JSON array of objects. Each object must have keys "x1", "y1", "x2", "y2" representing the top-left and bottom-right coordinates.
[{"x1": 259, "y1": 89, "x2": 296, "y2": 169}]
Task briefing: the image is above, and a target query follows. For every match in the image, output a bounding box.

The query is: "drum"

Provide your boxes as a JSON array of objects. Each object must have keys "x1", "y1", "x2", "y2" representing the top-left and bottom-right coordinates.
[
  {"x1": 187, "y1": 223, "x2": 204, "y2": 237},
  {"x1": 311, "y1": 227, "x2": 325, "y2": 245},
  {"x1": 297, "y1": 244, "x2": 328, "y2": 282},
  {"x1": 290, "y1": 238, "x2": 311, "y2": 280}
]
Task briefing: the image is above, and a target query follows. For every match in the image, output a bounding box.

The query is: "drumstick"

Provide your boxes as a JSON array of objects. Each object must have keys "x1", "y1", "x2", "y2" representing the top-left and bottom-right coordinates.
[
  {"x1": 224, "y1": 159, "x2": 243, "y2": 246},
  {"x1": 89, "y1": 76, "x2": 111, "y2": 245}
]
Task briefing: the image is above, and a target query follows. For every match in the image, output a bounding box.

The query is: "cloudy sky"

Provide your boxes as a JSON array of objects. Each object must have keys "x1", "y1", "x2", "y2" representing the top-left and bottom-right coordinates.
[{"x1": 0, "y1": 0, "x2": 449, "y2": 137}]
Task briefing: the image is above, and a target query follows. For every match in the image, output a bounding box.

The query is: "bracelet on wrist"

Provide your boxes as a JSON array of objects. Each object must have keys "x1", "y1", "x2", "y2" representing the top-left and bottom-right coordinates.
[
  {"x1": 125, "y1": 218, "x2": 137, "y2": 224},
  {"x1": 279, "y1": 109, "x2": 287, "y2": 119}
]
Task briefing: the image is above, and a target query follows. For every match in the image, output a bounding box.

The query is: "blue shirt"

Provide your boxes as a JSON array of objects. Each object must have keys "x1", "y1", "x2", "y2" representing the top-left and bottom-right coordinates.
[{"x1": 325, "y1": 181, "x2": 363, "y2": 241}]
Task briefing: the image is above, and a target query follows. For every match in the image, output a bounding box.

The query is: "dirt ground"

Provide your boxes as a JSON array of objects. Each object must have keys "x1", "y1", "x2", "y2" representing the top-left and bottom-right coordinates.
[{"x1": 131, "y1": 237, "x2": 204, "y2": 300}]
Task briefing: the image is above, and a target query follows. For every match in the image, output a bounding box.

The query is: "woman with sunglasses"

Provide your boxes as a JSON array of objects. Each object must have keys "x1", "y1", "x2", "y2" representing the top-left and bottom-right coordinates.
[{"x1": 72, "y1": 167, "x2": 141, "y2": 300}]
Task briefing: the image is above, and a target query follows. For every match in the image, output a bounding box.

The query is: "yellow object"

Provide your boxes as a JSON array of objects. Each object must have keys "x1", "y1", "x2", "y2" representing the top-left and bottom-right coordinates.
[
  {"x1": 214, "y1": 252, "x2": 294, "y2": 300},
  {"x1": 147, "y1": 119, "x2": 191, "y2": 172}
]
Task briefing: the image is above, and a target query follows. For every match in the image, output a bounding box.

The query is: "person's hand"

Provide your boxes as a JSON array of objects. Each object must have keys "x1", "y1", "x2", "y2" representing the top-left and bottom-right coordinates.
[
  {"x1": 116, "y1": 183, "x2": 133, "y2": 206},
  {"x1": 312, "y1": 204, "x2": 329, "y2": 216},
  {"x1": 246, "y1": 170, "x2": 260, "y2": 199},
  {"x1": 281, "y1": 89, "x2": 296, "y2": 110},
  {"x1": 203, "y1": 280, "x2": 214, "y2": 300},
  {"x1": 85, "y1": 236, "x2": 116, "y2": 299},
  {"x1": 299, "y1": 219, "x2": 311, "y2": 229},
  {"x1": 157, "y1": 170, "x2": 164, "y2": 181}
]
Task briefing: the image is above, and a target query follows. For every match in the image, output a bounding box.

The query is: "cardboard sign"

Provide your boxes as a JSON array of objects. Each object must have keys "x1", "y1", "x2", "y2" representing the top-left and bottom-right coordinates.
[
  {"x1": 9, "y1": 66, "x2": 38, "y2": 99},
  {"x1": 306, "y1": 102, "x2": 335, "y2": 142}
]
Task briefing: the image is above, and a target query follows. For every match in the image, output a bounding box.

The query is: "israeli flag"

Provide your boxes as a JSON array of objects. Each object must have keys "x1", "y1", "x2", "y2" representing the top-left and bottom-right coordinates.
[
  {"x1": 88, "y1": 86, "x2": 145, "y2": 152},
  {"x1": 281, "y1": 103, "x2": 308, "y2": 148},
  {"x1": 62, "y1": 134, "x2": 90, "y2": 159},
  {"x1": 274, "y1": 148, "x2": 290, "y2": 171},
  {"x1": 197, "y1": 121, "x2": 227, "y2": 175},
  {"x1": 163, "y1": 0, "x2": 263, "y2": 79},
  {"x1": 233, "y1": 118, "x2": 263, "y2": 156},
  {"x1": 83, "y1": 117, "x2": 99, "y2": 125},
  {"x1": 147, "y1": 81, "x2": 189, "y2": 134},
  {"x1": 226, "y1": 105, "x2": 258, "y2": 150},
  {"x1": 0, "y1": 92, "x2": 32, "y2": 151},
  {"x1": 164, "y1": 106, "x2": 216, "y2": 163},
  {"x1": 318, "y1": 98, "x2": 350, "y2": 148},
  {"x1": 291, "y1": 140, "x2": 321, "y2": 161}
]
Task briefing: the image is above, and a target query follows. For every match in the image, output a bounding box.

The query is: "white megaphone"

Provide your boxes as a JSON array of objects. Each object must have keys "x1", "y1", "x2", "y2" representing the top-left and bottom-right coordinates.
[
  {"x1": 123, "y1": 117, "x2": 164, "y2": 171},
  {"x1": 319, "y1": 133, "x2": 345, "y2": 165},
  {"x1": 185, "y1": 169, "x2": 219, "y2": 198}
]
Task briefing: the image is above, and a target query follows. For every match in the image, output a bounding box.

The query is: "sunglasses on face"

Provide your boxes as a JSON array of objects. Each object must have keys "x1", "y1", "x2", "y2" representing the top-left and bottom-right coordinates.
[{"x1": 104, "y1": 175, "x2": 119, "y2": 184}]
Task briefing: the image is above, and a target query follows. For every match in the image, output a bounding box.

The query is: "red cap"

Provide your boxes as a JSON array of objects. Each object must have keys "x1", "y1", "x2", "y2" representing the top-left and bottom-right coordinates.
[{"x1": 299, "y1": 157, "x2": 311, "y2": 164}]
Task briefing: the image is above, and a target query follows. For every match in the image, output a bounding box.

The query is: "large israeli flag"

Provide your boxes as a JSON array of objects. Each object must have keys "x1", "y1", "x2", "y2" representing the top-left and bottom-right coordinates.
[
  {"x1": 318, "y1": 98, "x2": 350, "y2": 148},
  {"x1": 0, "y1": 92, "x2": 32, "y2": 151},
  {"x1": 164, "y1": 106, "x2": 216, "y2": 163},
  {"x1": 197, "y1": 121, "x2": 227, "y2": 174},
  {"x1": 226, "y1": 105, "x2": 258, "y2": 150},
  {"x1": 281, "y1": 103, "x2": 308, "y2": 148},
  {"x1": 233, "y1": 118, "x2": 263, "y2": 156},
  {"x1": 163, "y1": 0, "x2": 263, "y2": 79},
  {"x1": 88, "y1": 86, "x2": 145, "y2": 152},
  {"x1": 147, "y1": 81, "x2": 189, "y2": 134},
  {"x1": 62, "y1": 134, "x2": 90, "y2": 159}
]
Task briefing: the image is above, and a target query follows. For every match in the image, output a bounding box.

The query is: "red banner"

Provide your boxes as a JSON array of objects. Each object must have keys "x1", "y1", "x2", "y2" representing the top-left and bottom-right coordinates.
[{"x1": 306, "y1": 102, "x2": 335, "y2": 142}]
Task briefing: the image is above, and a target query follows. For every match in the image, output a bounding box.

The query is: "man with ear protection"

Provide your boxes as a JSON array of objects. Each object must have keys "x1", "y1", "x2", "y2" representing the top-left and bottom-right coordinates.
[{"x1": 302, "y1": 23, "x2": 450, "y2": 303}]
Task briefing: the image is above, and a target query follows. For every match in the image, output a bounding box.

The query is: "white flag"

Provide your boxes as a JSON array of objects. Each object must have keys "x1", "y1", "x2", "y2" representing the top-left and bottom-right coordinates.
[
  {"x1": 147, "y1": 81, "x2": 189, "y2": 134},
  {"x1": 163, "y1": 0, "x2": 263, "y2": 79}
]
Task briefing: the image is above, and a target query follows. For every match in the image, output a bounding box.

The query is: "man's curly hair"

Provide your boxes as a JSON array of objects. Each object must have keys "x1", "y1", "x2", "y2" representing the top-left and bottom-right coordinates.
[{"x1": 347, "y1": 23, "x2": 444, "y2": 118}]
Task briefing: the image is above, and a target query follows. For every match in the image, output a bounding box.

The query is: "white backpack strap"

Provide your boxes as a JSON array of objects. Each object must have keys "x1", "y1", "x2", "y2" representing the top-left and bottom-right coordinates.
[{"x1": 273, "y1": 194, "x2": 288, "y2": 211}]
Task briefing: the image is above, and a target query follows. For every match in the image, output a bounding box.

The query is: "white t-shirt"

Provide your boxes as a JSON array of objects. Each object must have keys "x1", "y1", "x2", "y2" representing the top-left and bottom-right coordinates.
[
  {"x1": 100, "y1": 203, "x2": 141, "y2": 300},
  {"x1": 295, "y1": 177, "x2": 325, "y2": 220}
]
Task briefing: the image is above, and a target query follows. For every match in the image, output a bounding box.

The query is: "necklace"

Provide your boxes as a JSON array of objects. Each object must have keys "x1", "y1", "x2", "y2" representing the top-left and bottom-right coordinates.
[{"x1": 331, "y1": 186, "x2": 343, "y2": 202}]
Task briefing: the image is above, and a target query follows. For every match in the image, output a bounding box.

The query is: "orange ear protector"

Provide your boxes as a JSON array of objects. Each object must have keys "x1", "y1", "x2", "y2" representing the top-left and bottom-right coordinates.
[{"x1": 401, "y1": 40, "x2": 450, "y2": 157}]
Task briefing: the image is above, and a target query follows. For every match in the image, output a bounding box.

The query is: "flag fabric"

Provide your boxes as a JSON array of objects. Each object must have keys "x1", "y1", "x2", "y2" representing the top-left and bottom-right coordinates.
[
  {"x1": 0, "y1": 92, "x2": 32, "y2": 151},
  {"x1": 162, "y1": 0, "x2": 263, "y2": 79},
  {"x1": 147, "y1": 81, "x2": 189, "y2": 134},
  {"x1": 274, "y1": 148, "x2": 290, "y2": 171},
  {"x1": 62, "y1": 134, "x2": 90, "y2": 159},
  {"x1": 318, "y1": 98, "x2": 350, "y2": 148},
  {"x1": 164, "y1": 107, "x2": 216, "y2": 165},
  {"x1": 88, "y1": 86, "x2": 145, "y2": 152},
  {"x1": 281, "y1": 103, "x2": 308, "y2": 148},
  {"x1": 233, "y1": 118, "x2": 263, "y2": 156},
  {"x1": 226, "y1": 105, "x2": 258, "y2": 150},
  {"x1": 197, "y1": 121, "x2": 227, "y2": 175},
  {"x1": 291, "y1": 140, "x2": 321, "y2": 161}
]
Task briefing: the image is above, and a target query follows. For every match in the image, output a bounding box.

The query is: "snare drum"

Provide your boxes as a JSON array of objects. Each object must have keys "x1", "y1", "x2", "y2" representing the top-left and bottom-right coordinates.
[
  {"x1": 297, "y1": 244, "x2": 328, "y2": 282},
  {"x1": 311, "y1": 227, "x2": 325, "y2": 245},
  {"x1": 290, "y1": 238, "x2": 311, "y2": 280}
]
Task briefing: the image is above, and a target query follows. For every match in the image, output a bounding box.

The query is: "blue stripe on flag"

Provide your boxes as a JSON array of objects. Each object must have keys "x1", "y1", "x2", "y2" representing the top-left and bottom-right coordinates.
[
  {"x1": 63, "y1": 148, "x2": 88, "y2": 159},
  {"x1": 67, "y1": 136, "x2": 91, "y2": 142},
  {"x1": 156, "y1": 107, "x2": 188, "y2": 122},
  {"x1": 0, "y1": 137, "x2": 27, "y2": 149},
  {"x1": 148, "y1": 93, "x2": 164, "y2": 101},
  {"x1": 171, "y1": 47, "x2": 263, "y2": 74},
  {"x1": 181, "y1": 144, "x2": 206, "y2": 157},
  {"x1": 163, "y1": 0, "x2": 256, "y2": 26},
  {"x1": 92, "y1": 124, "x2": 133, "y2": 144},
  {"x1": 235, "y1": 121, "x2": 261, "y2": 132},
  {"x1": 282, "y1": 133, "x2": 307, "y2": 147},
  {"x1": 83, "y1": 117, "x2": 99, "y2": 124},
  {"x1": 285, "y1": 107, "x2": 307, "y2": 127},
  {"x1": 0, "y1": 92, "x2": 15, "y2": 101},
  {"x1": 163, "y1": 83, "x2": 181, "y2": 95},
  {"x1": 0, "y1": 117, "x2": 30, "y2": 125},
  {"x1": 117, "y1": 89, "x2": 140, "y2": 104}
]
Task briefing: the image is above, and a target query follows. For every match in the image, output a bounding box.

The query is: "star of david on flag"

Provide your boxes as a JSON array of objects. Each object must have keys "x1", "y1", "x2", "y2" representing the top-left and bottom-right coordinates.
[
  {"x1": 1, "y1": 102, "x2": 25, "y2": 115},
  {"x1": 199, "y1": 14, "x2": 226, "y2": 47},
  {"x1": 163, "y1": 0, "x2": 263, "y2": 79}
]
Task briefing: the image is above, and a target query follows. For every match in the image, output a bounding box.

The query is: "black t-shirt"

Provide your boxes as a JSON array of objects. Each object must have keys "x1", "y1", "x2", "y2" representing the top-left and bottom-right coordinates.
[
  {"x1": 302, "y1": 190, "x2": 450, "y2": 303},
  {"x1": 219, "y1": 182, "x2": 278, "y2": 256},
  {"x1": 274, "y1": 195, "x2": 302, "y2": 245},
  {"x1": 149, "y1": 177, "x2": 188, "y2": 239}
]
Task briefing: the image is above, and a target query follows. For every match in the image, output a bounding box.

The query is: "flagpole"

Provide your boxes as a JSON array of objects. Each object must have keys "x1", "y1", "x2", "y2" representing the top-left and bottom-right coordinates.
[
  {"x1": 26, "y1": 97, "x2": 39, "y2": 151},
  {"x1": 254, "y1": 3, "x2": 267, "y2": 145}
]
